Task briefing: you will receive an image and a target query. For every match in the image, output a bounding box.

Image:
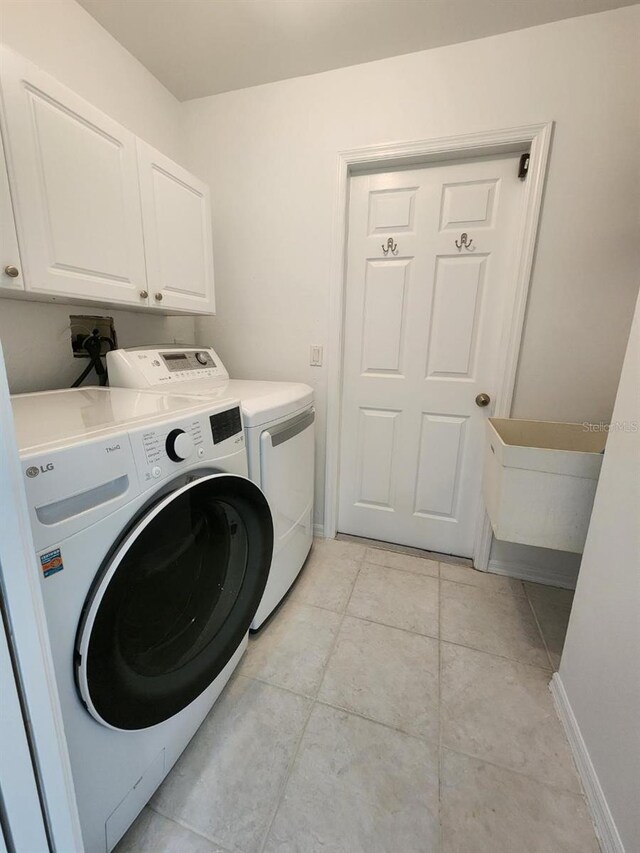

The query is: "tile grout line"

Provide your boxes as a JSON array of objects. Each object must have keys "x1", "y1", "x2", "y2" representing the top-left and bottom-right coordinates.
[
  {"x1": 360, "y1": 560, "x2": 441, "y2": 580},
  {"x1": 339, "y1": 610, "x2": 554, "y2": 673},
  {"x1": 439, "y1": 744, "x2": 591, "y2": 799},
  {"x1": 365, "y1": 554, "x2": 530, "y2": 597},
  {"x1": 439, "y1": 574, "x2": 528, "y2": 598},
  {"x1": 255, "y1": 546, "x2": 367, "y2": 853},
  {"x1": 336, "y1": 609, "x2": 438, "y2": 641},
  {"x1": 147, "y1": 802, "x2": 241, "y2": 853},
  {"x1": 255, "y1": 696, "x2": 315, "y2": 853},
  {"x1": 312, "y1": 695, "x2": 438, "y2": 746},
  {"x1": 522, "y1": 582, "x2": 555, "y2": 670},
  {"x1": 235, "y1": 671, "x2": 316, "y2": 702}
]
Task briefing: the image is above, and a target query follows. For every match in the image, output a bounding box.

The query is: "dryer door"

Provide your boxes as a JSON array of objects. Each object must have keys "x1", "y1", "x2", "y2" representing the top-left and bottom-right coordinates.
[{"x1": 76, "y1": 473, "x2": 273, "y2": 731}]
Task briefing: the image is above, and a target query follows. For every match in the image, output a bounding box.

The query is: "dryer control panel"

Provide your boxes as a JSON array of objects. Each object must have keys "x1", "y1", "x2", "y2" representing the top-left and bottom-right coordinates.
[{"x1": 107, "y1": 346, "x2": 230, "y2": 389}]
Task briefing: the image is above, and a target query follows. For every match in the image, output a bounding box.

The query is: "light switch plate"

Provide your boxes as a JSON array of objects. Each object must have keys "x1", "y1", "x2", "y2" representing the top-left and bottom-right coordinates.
[{"x1": 310, "y1": 345, "x2": 323, "y2": 367}]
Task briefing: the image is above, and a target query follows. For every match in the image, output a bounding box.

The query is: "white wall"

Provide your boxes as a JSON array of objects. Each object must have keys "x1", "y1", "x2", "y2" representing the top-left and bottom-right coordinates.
[
  {"x1": 557, "y1": 292, "x2": 640, "y2": 851},
  {"x1": 0, "y1": 297, "x2": 195, "y2": 392},
  {"x1": 0, "y1": 0, "x2": 195, "y2": 392},
  {"x1": 184, "y1": 6, "x2": 640, "y2": 529}
]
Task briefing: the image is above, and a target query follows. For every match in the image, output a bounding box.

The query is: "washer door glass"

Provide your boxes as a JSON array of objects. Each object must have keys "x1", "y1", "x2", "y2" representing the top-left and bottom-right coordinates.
[{"x1": 76, "y1": 474, "x2": 272, "y2": 730}]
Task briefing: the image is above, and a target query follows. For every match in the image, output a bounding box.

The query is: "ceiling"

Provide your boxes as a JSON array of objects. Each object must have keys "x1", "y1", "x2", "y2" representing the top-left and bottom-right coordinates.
[{"x1": 77, "y1": 0, "x2": 637, "y2": 101}]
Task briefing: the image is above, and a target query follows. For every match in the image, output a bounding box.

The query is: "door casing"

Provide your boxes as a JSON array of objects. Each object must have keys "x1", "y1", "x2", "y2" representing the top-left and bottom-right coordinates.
[{"x1": 324, "y1": 123, "x2": 554, "y2": 569}]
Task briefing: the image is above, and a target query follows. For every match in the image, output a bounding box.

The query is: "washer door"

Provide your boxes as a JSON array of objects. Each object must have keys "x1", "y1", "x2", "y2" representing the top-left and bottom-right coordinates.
[{"x1": 76, "y1": 473, "x2": 273, "y2": 731}]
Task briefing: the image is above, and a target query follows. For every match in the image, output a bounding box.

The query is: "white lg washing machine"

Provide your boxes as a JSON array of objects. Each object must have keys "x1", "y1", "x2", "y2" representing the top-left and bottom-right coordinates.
[
  {"x1": 107, "y1": 346, "x2": 315, "y2": 629},
  {"x1": 11, "y1": 387, "x2": 273, "y2": 852}
]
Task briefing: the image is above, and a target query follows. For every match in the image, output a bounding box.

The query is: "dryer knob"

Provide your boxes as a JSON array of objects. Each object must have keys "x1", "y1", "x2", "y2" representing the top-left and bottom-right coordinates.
[{"x1": 166, "y1": 429, "x2": 194, "y2": 462}]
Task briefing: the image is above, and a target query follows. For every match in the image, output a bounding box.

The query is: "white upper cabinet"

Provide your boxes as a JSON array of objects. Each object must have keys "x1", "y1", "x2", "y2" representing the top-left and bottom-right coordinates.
[
  {"x1": 0, "y1": 47, "x2": 216, "y2": 315},
  {"x1": 137, "y1": 141, "x2": 215, "y2": 313},
  {"x1": 0, "y1": 128, "x2": 23, "y2": 294},
  {"x1": 0, "y1": 48, "x2": 149, "y2": 308}
]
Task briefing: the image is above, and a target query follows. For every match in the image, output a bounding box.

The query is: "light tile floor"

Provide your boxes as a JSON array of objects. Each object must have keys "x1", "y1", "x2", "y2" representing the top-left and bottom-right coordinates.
[{"x1": 117, "y1": 537, "x2": 597, "y2": 853}]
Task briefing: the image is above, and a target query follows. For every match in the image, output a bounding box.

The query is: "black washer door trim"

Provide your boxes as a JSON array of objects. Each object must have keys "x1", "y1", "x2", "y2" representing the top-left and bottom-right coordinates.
[{"x1": 75, "y1": 473, "x2": 272, "y2": 731}]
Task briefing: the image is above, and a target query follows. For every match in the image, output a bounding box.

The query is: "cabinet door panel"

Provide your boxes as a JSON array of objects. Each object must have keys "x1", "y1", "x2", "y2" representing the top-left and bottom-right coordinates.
[
  {"x1": 0, "y1": 129, "x2": 23, "y2": 293},
  {"x1": 137, "y1": 140, "x2": 215, "y2": 314},
  {"x1": 0, "y1": 48, "x2": 148, "y2": 306}
]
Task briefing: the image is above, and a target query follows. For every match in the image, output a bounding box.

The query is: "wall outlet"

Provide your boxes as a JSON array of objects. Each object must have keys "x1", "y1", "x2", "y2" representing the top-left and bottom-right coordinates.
[
  {"x1": 70, "y1": 315, "x2": 117, "y2": 358},
  {"x1": 310, "y1": 345, "x2": 323, "y2": 367}
]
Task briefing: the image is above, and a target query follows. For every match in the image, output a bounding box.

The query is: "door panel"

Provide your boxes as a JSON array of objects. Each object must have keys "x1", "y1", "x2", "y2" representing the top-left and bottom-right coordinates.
[
  {"x1": 339, "y1": 155, "x2": 525, "y2": 556},
  {"x1": 137, "y1": 140, "x2": 215, "y2": 314},
  {"x1": 361, "y1": 260, "x2": 409, "y2": 375},
  {"x1": 368, "y1": 187, "x2": 417, "y2": 233},
  {"x1": 0, "y1": 48, "x2": 148, "y2": 305},
  {"x1": 414, "y1": 414, "x2": 467, "y2": 518},
  {"x1": 355, "y1": 408, "x2": 400, "y2": 510},
  {"x1": 440, "y1": 179, "x2": 498, "y2": 229},
  {"x1": 426, "y1": 256, "x2": 486, "y2": 379}
]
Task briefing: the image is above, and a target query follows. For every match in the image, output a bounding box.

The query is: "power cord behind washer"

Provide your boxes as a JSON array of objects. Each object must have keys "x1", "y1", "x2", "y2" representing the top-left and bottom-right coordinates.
[{"x1": 71, "y1": 329, "x2": 115, "y2": 387}]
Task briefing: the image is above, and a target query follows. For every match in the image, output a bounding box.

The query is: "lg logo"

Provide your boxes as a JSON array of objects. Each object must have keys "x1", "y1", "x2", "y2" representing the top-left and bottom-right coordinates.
[{"x1": 26, "y1": 463, "x2": 54, "y2": 478}]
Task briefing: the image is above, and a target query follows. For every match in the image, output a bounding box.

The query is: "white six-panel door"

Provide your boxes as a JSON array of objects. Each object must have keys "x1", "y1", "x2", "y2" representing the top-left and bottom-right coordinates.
[
  {"x1": 0, "y1": 48, "x2": 148, "y2": 306},
  {"x1": 338, "y1": 154, "x2": 525, "y2": 557}
]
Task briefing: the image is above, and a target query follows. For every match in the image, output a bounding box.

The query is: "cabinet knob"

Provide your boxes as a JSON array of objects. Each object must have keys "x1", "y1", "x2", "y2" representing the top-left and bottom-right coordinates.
[
  {"x1": 154, "y1": 292, "x2": 163, "y2": 302},
  {"x1": 4, "y1": 265, "x2": 20, "y2": 278},
  {"x1": 139, "y1": 290, "x2": 148, "y2": 299}
]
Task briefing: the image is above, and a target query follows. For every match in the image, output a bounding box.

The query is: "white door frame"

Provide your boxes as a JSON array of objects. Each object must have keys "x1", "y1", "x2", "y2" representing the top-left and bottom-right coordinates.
[{"x1": 324, "y1": 122, "x2": 553, "y2": 568}]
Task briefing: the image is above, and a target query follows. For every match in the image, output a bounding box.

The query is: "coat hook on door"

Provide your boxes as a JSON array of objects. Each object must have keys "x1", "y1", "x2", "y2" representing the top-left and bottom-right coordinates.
[
  {"x1": 455, "y1": 232, "x2": 474, "y2": 251},
  {"x1": 382, "y1": 237, "x2": 398, "y2": 256}
]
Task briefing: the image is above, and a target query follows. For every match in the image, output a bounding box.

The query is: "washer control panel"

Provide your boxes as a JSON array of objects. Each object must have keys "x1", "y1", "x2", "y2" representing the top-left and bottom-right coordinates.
[
  {"x1": 139, "y1": 416, "x2": 204, "y2": 477},
  {"x1": 133, "y1": 406, "x2": 244, "y2": 483}
]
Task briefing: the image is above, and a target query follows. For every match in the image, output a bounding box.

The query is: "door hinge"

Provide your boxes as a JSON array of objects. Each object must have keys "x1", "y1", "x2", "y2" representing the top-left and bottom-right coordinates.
[{"x1": 518, "y1": 153, "x2": 530, "y2": 180}]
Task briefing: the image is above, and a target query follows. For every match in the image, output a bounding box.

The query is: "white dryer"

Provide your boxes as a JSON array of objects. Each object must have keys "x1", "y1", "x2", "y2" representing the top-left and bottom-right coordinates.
[
  {"x1": 11, "y1": 387, "x2": 273, "y2": 852},
  {"x1": 107, "y1": 346, "x2": 315, "y2": 629}
]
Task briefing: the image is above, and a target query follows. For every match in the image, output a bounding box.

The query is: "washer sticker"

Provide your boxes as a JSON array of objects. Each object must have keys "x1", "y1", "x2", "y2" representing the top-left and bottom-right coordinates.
[{"x1": 40, "y1": 548, "x2": 63, "y2": 578}]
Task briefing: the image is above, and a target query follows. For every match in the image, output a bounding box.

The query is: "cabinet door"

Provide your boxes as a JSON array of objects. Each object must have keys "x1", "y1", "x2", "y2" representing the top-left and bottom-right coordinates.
[
  {"x1": 137, "y1": 140, "x2": 215, "y2": 314},
  {"x1": 0, "y1": 128, "x2": 23, "y2": 293},
  {"x1": 0, "y1": 48, "x2": 148, "y2": 307}
]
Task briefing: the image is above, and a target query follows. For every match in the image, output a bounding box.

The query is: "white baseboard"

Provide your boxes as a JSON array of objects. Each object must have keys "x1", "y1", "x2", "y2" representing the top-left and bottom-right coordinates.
[
  {"x1": 550, "y1": 674, "x2": 624, "y2": 853},
  {"x1": 488, "y1": 557, "x2": 578, "y2": 589},
  {"x1": 313, "y1": 523, "x2": 325, "y2": 538}
]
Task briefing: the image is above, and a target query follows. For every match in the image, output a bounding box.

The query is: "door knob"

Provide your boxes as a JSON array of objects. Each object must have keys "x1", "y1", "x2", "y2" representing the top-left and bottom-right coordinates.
[
  {"x1": 475, "y1": 393, "x2": 491, "y2": 407},
  {"x1": 154, "y1": 292, "x2": 163, "y2": 302},
  {"x1": 4, "y1": 265, "x2": 20, "y2": 278}
]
